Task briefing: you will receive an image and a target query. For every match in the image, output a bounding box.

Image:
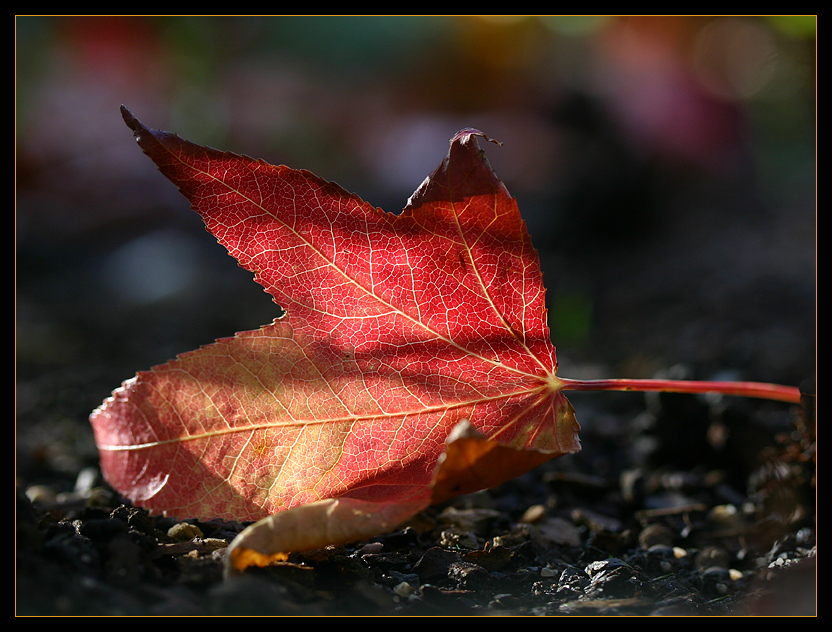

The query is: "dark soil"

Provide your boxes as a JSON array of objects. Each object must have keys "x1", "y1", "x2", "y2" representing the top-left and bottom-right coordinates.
[{"x1": 16, "y1": 374, "x2": 815, "y2": 616}]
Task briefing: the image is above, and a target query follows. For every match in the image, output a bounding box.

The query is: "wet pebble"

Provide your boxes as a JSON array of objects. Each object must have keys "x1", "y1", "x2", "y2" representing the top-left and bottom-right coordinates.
[
  {"x1": 556, "y1": 566, "x2": 590, "y2": 598},
  {"x1": 412, "y1": 547, "x2": 459, "y2": 581},
  {"x1": 447, "y1": 561, "x2": 490, "y2": 590},
  {"x1": 584, "y1": 558, "x2": 643, "y2": 599}
]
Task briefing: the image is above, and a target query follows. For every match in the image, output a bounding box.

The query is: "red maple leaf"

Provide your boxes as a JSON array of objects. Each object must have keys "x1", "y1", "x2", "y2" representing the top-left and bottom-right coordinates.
[
  {"x1": 90, "y1": 108, "x2": 800, "y2": 570},
  {"x1": 92, "y1": 109, "x2": 579, "y2": 517}
]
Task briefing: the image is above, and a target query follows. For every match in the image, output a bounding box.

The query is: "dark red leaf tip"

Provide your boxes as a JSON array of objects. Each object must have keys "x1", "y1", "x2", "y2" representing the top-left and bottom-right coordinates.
[{"x1": 451, "y1": 128, "x2": 502, "y2": 147}]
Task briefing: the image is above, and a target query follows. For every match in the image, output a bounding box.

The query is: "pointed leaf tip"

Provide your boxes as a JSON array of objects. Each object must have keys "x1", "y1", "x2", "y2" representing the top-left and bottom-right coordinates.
[
  {"x1": 120, "y1": 105, "x2": 143, "y2": 136},
  {"x1": 451, "y1": 128, "x2": 502, "y2": 147}
]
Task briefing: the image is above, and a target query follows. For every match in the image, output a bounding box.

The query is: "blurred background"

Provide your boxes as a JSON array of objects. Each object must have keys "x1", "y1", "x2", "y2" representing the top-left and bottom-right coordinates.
[{"x1": 16, "y1": 16, "x2": 815, "y2": 493}]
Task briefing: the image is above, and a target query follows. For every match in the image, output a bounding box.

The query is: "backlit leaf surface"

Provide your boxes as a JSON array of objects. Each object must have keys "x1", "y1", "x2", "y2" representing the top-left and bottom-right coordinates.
[{"x1": 90, "y1": 109, "x2": 580, "y2": 533}]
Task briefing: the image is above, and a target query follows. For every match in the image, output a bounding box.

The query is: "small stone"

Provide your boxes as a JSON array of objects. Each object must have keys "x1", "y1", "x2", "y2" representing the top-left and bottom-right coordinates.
[
  {"x1": 167, "y1": 522, "x2": 204, "y2": 541},
  {"x1": 638, "y1": 523, "x2": 674, "y2": 548},
  {"x1": 708, "y1": 504, "x2": 743, "y2": 529},
  {"x1": 356, "y1": 541, "x2": 384, "y2": 555},
  {"x1": 556, "y1": 566, "x2": 590, "y2": 598},
  {"x1": 584, "y1": 558, "x2": 641, "y2": 599},
  {"x1": 439, "y1": 529, "x2": 479, "y2": 549},
  {"x1": 25, "y1": 485, "x2": 57, "y2": 504},
  {"x1": 201, "y1": 537, "x2": 228, "y2": 551},
  {"x1": 518, "y1": 504, "x2": 547, "y2": 524},
  {"x1": 448, "y1": 561, "x2": 489, "y2": 590},
  {"x1": 413, "y1": 547, "x2": 459, "y2": 580},
  {"x1": 392, "y1": 581, "x2": 417, "y2": 598},
  {"x1": 696, "y1": 546, "x2": 731, "y2": 570},
  {"x1": 673, "y1": 546, "x2": 688, "y2": 559}
]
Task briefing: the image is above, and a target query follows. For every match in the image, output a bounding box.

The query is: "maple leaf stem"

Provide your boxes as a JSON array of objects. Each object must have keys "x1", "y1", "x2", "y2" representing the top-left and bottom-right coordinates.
[{"x1": 558, "y1": 377, "x2": 801, "y2": 404}]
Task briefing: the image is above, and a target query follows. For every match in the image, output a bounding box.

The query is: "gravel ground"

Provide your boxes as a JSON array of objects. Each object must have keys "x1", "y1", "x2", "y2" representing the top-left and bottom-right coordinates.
[{"x1": 16, "y1": 375, "x2": 815, "y2": 616}]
